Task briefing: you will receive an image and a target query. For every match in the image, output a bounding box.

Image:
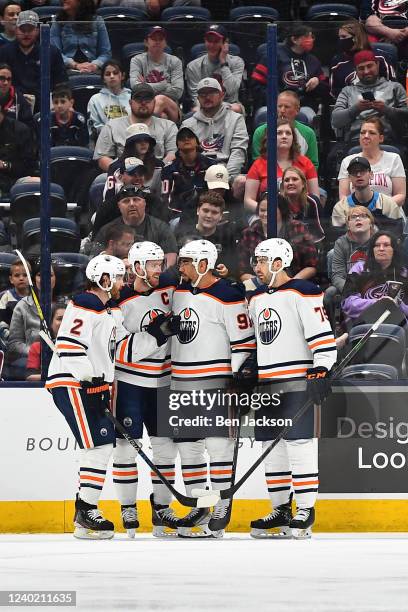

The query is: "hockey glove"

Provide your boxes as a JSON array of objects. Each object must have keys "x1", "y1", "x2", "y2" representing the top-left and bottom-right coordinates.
[
  {"x1": 228, "y1": 353, "x2": 258, "y2": 415},
  {"x1": 146, "y1": 313, "x2": 181, "y2": 347},
  {"x1": 81, "y1": 377, "x2": 110, "y2": 415},
  {"x1": 306, "y1": 366, "x2": 331, "y2": 405}
]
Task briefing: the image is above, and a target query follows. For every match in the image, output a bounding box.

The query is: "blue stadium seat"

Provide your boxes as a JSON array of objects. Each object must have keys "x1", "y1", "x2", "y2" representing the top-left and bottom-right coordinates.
[
  {"x1": 348, "y1": 145, "x2": 402, "y2": 156},
  {"x1": 305, "y1": 3, "x2": 358, "y2": 21},
  {"x1": 9, "y1": 182, "x2": 67, "y2": 228},
  {"x1": 0, "y1": 220, "x2": 8, "y2": 248},
  {"x1": 253, "y1": 106, "x2": 267, "y2": 129},
  {"x1": 22, "y1": 218, "x2": 81, "y2": 256},
  {"x1": 89, "y1": 173, "x2": 107, "y2": 214},
  {"x1": 339, "y1": 363, "x2": 399, "y2": 380},
  {"x1": 0, "y1": 252, "x2": 18, "y2": 292},
  {"x1": 52, "y1": 252, "x2": 90, "y2": 295},
  {"x1": 190, "y1": 42, "x2": 241, "y2": 60},
  {"x1": 161, "y1": 6, "x2": 211, "y2": 21},
  {"x1": 50, "y1": 146, "x2": 94, "y2": 203},
  {"x1": 32, "y1": 6, "x2": 61, "y2": 22},
  {"x1": 96, "y1": 7, "x2": 147, "y2": 21},
  {"x1": 348, "y1": 323, "x2": 406, "y2": 375},
  {"x1": 370, "y1": 42, "x2": 398, "y2": 69},
  {"x1": 229, "y1": 6, "x2": 279, "y2": 22},
  {"x1": 69, "y1": 74, "x2": 102, "y2": 117}
]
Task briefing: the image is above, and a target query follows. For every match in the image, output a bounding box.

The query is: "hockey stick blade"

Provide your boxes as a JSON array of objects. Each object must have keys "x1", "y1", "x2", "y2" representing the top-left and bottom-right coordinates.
[{"x1": 216, "y1": 307, "x2": 393, "y2": 501}]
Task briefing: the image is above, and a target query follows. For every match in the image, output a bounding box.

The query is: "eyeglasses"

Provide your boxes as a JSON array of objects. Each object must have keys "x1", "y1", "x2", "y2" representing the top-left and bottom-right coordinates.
[
  {"x1": 349, "y1": 213, "x2": 369, "y2": 220},
  {"x1": 0, "y1": 76, "x2": 12, "y2": 82}
]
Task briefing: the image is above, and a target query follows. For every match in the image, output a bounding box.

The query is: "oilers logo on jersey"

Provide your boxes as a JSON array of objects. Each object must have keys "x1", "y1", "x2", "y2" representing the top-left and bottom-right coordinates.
[
  {"x1": 258, "y1": 308, "x2": 281, "y2": 345},
  {"x1": 177, "y1": 307, "x2": 200, "y2": 344},
  {"x1": 140, "y1": 308, "x2": 165, "y2": 332}
]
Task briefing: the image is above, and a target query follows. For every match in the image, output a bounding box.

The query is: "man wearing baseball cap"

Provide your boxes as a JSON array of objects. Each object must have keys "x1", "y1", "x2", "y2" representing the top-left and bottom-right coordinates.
[
  {"x1": 129, "y1": 25, "x2": 183, "y2": 123},
  {"x1": 186, "y1": 24, "x2": 244, "y2": 113},
  {"x1": 0, "y1": 10, "x2": 67, "y2": 113},
  {"x1": 91, "y1": 184, "x2": 177, "y2": 266},
  {"x1": 332, "y1": 49, "x2": 408, "y2": 145},
  {"x1": 332, "y1": 156, "x2": 403, "y2": 228},
  {"x1": 180, "y1": 76, "x2": 248, "y2": 186},
  {"x1": 161, "y1": 125, "x2": 218, "y2": 219},
  {"x1": 94, "y1": 81, "x2": 177, "y2": 171}
]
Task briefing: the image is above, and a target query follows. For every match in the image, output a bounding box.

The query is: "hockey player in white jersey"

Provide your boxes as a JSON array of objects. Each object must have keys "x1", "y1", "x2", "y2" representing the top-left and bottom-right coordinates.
[
  {"x1": 113, "y1": 241, "x2": 183, "y2": 537},
  {"x1": 248, "y1": 238, "x2": 337, "y2": 539},
  {"x1": 46, "y1": 254, "x2": 179, "y2": 539},
  {"x1": 172, "y1": 239, "x2": 256, "y2": 537}
]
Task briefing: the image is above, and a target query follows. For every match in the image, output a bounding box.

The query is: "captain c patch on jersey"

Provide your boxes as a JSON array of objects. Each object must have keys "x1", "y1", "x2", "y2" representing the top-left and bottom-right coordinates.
[
  {"x1": 177, "y1": 307, "x2": 199, "y2": 344},
  {"x1": 258, "y1": 308, "x2": 281, "y2": 345}
]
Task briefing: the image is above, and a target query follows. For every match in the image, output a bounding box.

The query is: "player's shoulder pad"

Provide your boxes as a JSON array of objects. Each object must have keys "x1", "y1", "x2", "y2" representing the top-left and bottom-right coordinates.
[
  {"x1": 203, "y1": 278, "x2": 246, "y2": 303},
  {"x1": 280, "y1": 279, "x2": 323, "y2": 297},
  {"x1": 72, "y1": 292, "x2": 106, "y2": 312},
  {"x1": 158, "y1": 270, "x2": 177, "y2": 290}
]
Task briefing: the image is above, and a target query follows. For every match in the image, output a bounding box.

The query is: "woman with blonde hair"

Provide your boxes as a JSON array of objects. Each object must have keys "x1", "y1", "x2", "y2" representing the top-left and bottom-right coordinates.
[{"x1": 280, "y1": 166, "x2": 324, "y2": 242}]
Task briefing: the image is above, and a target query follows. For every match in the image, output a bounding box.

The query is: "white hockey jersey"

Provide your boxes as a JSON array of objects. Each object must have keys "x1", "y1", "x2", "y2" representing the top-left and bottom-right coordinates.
[
  {"x1": 115, "y1": 279, "x2": 175, "y2": 388},
  {"x1": 248, "y1": 279, "x2": 337, "y2": 382},
  {"x1": 46, "y1": 292, "x2": 158, "y2": 390},
  {"x1": 171, "y1": 279, "x2": 256, "y2": 390}
]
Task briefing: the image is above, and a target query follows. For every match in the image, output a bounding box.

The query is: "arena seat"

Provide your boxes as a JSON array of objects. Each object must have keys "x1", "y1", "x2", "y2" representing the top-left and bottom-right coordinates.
[
  {"x1": 96, "y1": 7, "x2": 147, "y2": 21},
  {"x1": 229, "y1": 6, "x2": 280, "y2": 22},
  {"x1": 69, "y1": 75, "x2": 102, "y2": 118},
  {"x1": 339, "y1": 363, "x2": 399, "y2": 380},
  {"x1": 347, "y1": 323, "x2": 406, "y2": 376},
  {"x1": 370, "y1": 42, "x2": 398, "y2": 69},
  {"x1": 161, "y1": 6, "x2": 211, "y2": 21},
  {"x1": 52, "y1": 252, "x2": 90, "y2": 295},
  {"x1": 89, "y1": 173, "x2": 107, "y2": 214},
  {"x1": 50, "y1": 146, "x2": 95, "y2": 204},
  {"x1": 253, "y1": 106, "x2": 267, "y2": 129},
  {"x1": 347, "y1": 145, "x2": 402, "y2": 157},
  {"x1": 0, "y1": 220, "x2": 8, "y2": 248},
  {"x1": 32, "y1": 6, "x2": 61, "y2": 22},
  {"x1": 305, "y1": 3, "x2": 359, "y2": 21},
  {"x1": 0, "y1": 252, "x2": 18, "y2": 291},
  {"x1": 22, "y1": 218, "x2": 81, "y2": 256}
]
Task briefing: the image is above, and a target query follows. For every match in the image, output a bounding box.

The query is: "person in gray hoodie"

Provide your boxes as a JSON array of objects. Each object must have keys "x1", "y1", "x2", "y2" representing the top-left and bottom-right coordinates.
[
  {"x1": 87, "y1": 59, "x2": 131, "y2": 143},
  {"x1": 181, "y1": 77, "x2": 248, "y2": 184},
  {"x1": 331, "y1": 50, "x2": 408, "y2": 145}
]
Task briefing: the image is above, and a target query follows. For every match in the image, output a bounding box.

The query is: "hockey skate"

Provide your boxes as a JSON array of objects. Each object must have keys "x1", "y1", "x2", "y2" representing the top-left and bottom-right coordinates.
[
  {"x1": 177, "y1": 507, "x2": 212, "y2": 538},
  {"x1": 207, "y1": 499, "x2": 232, "y2": 539},
  {"x1": 121, "y1": 504, "x2": 139, "y2": 539},
  {"x1": 150, "y1": 494, "x2": 182, "y2": 537},
  {"x1": 290, "y1": 507, "x2": 315, "y2": 539},
  {"x1": 250, "y1": 498, "x2": 293, "y2": 539},
  {"x1": 73, "y1": 495, "x2": 114, "y2": 540}
]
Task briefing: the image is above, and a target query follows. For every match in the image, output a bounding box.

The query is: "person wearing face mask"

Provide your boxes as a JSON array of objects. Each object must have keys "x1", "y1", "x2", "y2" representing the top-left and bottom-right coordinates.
[
  {"x1": 251, "y1": 23, "x2": 329, "y2": 116},
  {"x1": 330, "y1": 20, "x2": 395, "y2": 99}
]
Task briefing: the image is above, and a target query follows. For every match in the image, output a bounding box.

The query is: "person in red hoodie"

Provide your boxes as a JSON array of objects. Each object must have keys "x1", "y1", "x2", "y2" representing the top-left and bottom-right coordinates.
[{"x1": 0, "y1": 62, "x2": 33, "y2": 125}]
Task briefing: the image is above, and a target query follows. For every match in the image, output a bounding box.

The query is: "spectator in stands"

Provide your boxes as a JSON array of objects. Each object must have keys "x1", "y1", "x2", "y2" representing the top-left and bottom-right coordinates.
[
  {"x1": 129, "y1": 25, "x2": 183, "y2": 123},
  {"x1": 245, "y1": 119, "x2": 319, "y2": 215},
  {"x1": 0, "y1": 1, "x2": 21, "y2": 46},
  {"x1": 94, "y1": 83, "x2": 177, "y2": 171},
  {"x1": 91, "y1": 185, "x2": 178, "y2": 265},
  {"x1": 0, "y1": 10, "x2": 67, "y2": 113},
  {"x1": 330, "y1": 19, "x2": 395, "y2": 99},
  {"x1": 331, "y1": 50, "x2": 408, "y2": 146},
  {"x1": 50, "y1": 0, "x2": 111, "y2": 74},
  {"x1": 365, "y1": 1, "x2": 408, "y2": 58},
  {"x1": 252, "y1": 91, "x2": 319, "y2": 169},
  {"x1": 332, "y1": 156, "x2": 404, "y2": 230},
  {"x1": 251, "y1": 23, "x2": 329, "y2": 116},
  {"x1": 341, "y1": 231, "x2": 408, "y2": 326},
  {"x1": 0, "y1": 62, "x2": 33, "y2": 124},
  {"x1": 26, "y1": 301, "x2": 66, "y2": 381},
  {"x1": 331, "y1": 206, "x2": 375, "y2": 295},
  {"x1": 181, "y1": 77, "x2": 248, "y2": 187},
  {"x1": 280, "y1": 166, "x2": 324, "y2": 243},
  {"x1": 161, "y1": 125, "x2": 216, "y2": 219},
  {"x1": 204, "y1": 163, "x2": 245, "y2": 228},
  {"x1": 185, "y1": 24, "x2": 244, "y2": 114},
  {"x1": 238, "y1": 193, "x2": 318, "y2": 284},
  {"x1": 175, "y1": 191, "x2": 239, "y2": 278},
  {"x1": 87, "y1": 59, "x2": 131, "y2": 142},
  {"x1": 43, "y1": 84, "x2": 88, "y2": 147},
  {"x1": 0, "y1": 94, "x2": 36, "y2": 196},
  {"x1": 338, "y1": 118, "x2": 406, "y2": 207},
  {"x1": 7, "y1": 261, "x2": 56, "y2": 374},
  {"x1": 100, "y1": 224, "x2": 137, "y2": 259},
  {"x1": 0, "y1": 259, "x2": 29, "y2": 327}
]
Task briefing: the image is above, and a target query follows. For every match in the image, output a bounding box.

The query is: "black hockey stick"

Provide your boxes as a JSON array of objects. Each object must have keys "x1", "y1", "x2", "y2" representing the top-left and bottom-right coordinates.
[
  {"x1": 44, "y1": 333, "x2": 218, "y2": 509},
  {"x1": 15, "y1": 250, "x2": 56, "y2": 353},
  {"x1": 0, "y1": 349, "x2": 4, "y2": 381},
  {"x1": 199, "y1": 307, "x2": 393, "y2": 502}
]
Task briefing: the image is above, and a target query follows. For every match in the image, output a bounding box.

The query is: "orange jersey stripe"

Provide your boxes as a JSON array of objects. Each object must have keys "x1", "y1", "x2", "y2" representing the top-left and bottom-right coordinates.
[
  {"x1": 150, "y1": 471, "x2": 176, "y2": 478},
  {"x1": 182, "y1": 470, "x2": 207, "y2": 477},
  {"x1": 71, "y1": 388, "x2": 91, "y2": 449},
  {"x1": 112, "y1": 470, "x2": 138, "y2": 477},
  {"x1": 118, "y1": 337, "x2": 129, "y2": 363},
  {"x1": 309, "y1": 338, "x2": 335, "y2": 350},
  {"x1": 259, "y1": 367, "x2": 308, "y2": 379},
  {"x1": 46, "y1": 381, "x2": 81, "y2": 389},
  {"x1": 172, "y1": 366, "x2": 232, "y2": 375},
  {"x1": 210, "y1": 469, "x2": 232, "y2": 475},
  {"x1": 293, "y1": 480, "x2": 320, "y2": 486},
  {"x1": 266, "y1": 478, "x2": 292, "y2": 485},
  {"x1": 116, "y1": 360, "x2": 171, "y2": 372}
]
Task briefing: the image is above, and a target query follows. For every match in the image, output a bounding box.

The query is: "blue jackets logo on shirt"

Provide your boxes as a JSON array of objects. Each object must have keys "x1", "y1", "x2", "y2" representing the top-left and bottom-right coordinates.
[
  {"x1": 258, "y1": 308, "x2": 281, "y2": 345},
  {"x1": 177, "y1": 307, "x2": 200, "y2": 344}
]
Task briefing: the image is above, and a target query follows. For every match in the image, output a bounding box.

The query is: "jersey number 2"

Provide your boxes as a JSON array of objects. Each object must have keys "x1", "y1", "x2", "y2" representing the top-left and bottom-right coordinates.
[{"x1": 70, "y1": 318, "x2": 83, "y2": 336}]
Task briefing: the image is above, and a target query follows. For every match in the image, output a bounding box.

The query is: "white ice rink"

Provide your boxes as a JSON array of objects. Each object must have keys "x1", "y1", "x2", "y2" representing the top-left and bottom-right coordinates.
[{"x1": 0, "y1": 534, "x2": 408, "y2": 612}]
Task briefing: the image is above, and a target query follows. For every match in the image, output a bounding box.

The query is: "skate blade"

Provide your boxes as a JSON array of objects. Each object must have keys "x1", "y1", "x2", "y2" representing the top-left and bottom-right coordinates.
[
  {"x1": 177, "y1": 526, "x2": 213, "y2": 539},
  {"x1": 208, "y1": 529, "x2": 224, "y2": 539},
  {"x1": 250, "y1": 527, "x2": 292, "y2": 539},
  {"x1": 291, "y1": 527, "x2": 312, "y2": 539},
  {"x1": 152, "y1": 526, "x2": 179, "y2": 538},
  {"x1": 126, "y1": 529, "x2": 136, "y2": 539},
  {"x1": 73, "y1": 526, "x2": 114, "y2": 540}
]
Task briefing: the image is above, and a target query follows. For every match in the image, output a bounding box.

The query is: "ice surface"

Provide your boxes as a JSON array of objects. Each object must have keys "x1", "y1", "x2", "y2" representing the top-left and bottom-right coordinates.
[{"x1": 0, "y1": 534, "x2": 407, "y2": 612}]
